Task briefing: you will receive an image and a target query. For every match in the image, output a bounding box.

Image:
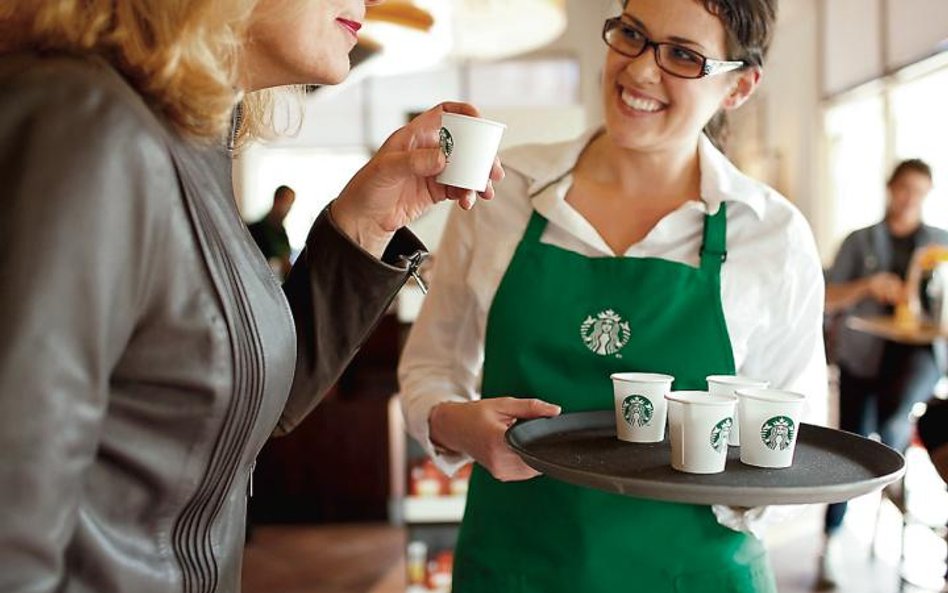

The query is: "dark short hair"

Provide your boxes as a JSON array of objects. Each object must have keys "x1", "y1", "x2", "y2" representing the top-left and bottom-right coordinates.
[
  {"x1": 622, "y1": 0, "x2": 778, "y2": 151},
  {"x1": 273, "y1": 185, "x2": 295, "y2": 201},
  {"x1": 888, "y1": 159, "x2": 933, "y2": 186},
  {"x1": 623, "y1": 0, "x2": 777, "y2": 66}
]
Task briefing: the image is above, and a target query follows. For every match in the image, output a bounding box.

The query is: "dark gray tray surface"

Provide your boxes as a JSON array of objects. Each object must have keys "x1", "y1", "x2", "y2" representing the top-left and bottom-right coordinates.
[{"x1": 506, "y1": 410, "x2": 905, "y2": 506}]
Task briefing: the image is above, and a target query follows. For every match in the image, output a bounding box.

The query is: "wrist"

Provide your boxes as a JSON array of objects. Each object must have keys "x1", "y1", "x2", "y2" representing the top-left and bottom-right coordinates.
[
  {"x1": 429, "y1": 402, "x2": 461, "y2": 456},
  {"x1": 329, "y1": 199, "x2": 393, "y2": 259}
]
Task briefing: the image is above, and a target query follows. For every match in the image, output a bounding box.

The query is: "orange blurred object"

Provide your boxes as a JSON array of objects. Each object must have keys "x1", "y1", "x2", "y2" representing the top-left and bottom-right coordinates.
[{"x1": 409, "y1": 458, "x2": 449, "y2": 497}]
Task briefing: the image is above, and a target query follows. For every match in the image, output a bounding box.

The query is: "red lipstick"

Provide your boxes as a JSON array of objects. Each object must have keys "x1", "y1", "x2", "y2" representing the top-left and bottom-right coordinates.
[{"x1": 337, "y1": 18, "x2": 362, "y2": 38}]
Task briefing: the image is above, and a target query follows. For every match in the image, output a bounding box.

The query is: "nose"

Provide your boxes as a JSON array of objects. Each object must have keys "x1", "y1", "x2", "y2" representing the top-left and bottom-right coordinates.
[{"x1": 623, "y1": 46, "x2": 662, "y2": 85}]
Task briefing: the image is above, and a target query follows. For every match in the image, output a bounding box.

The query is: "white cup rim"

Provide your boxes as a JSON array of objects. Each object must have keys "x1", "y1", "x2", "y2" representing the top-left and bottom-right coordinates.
[
  {"x1": 735, "y1": 387, "x2": 806, "y2": 403},
  {"x1": 442, "y1": 112, "x2": 507, "y2": 129},
  {"x1": 610, "y1": 372, "x2": 674, "y2": 384},
  {"x1": 706, "y1": 375, "x2": 769, "y2": 387},
  {"x1": 665, "y1": 390, "x2": 736, "y2": 405}
]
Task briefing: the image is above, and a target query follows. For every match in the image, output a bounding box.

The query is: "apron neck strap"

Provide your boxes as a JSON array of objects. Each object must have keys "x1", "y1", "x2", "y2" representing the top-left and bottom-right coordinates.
[
  {"x1": 524, "y1": 210, "x2": 549, "y2": 244},
  {"x1": 700, "y1": 202, "x2": 728, "y2": 274}
]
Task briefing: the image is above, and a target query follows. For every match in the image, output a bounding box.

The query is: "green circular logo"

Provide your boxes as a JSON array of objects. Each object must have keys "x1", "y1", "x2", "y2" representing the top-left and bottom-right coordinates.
[
  {"x1": 622, "y1": 395, "x2": 653, "y2": 428},
  {"x1": 710, "y1": 417, "x2": 733, "y2": 453},
  {"x1": 760, "y1": 416, "x2": 795, "y2": 451},
  {"x1": 439, "y1": 127, "x2": 454, "y2": 159}
]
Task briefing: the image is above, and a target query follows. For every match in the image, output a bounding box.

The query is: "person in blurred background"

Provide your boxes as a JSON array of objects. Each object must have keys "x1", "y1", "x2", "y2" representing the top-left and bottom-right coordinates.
[
  {"x1": 399, "y1": 0, "x2": 825, "y2": 592},
  {"x1": 0, "y1": 0, "x2": 501, "y2": 591},
  {"x1": 918, "y1": 398, "x2": 948, "y2": 482},
  {"x1": 248, "y1": 184, "x2": 296, "y2": 279},
  {"x1": 821, "y1": 159, "x2": 947, "y2": 588}
]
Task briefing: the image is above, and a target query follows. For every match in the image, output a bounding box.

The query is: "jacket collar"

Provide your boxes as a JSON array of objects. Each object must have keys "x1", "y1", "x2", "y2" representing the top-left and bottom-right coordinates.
[{"x1": 503, "y1": 128, "x2": 768, "y2": 220}]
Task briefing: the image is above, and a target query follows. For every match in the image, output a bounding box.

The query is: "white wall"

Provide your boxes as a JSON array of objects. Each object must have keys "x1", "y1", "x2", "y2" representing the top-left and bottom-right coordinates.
[
  {"x1": 731, "y1": 0, "x2": 823, "y2": 242},
  {"x1": 527, "y1": 0, "x2": 615, "y2": 128}
]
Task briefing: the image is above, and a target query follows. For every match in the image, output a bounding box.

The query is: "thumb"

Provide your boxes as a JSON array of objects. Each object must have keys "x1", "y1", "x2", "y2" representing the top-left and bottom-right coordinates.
[{"x1": 497, "y1": 398, "x2": 562, "y2": 420}]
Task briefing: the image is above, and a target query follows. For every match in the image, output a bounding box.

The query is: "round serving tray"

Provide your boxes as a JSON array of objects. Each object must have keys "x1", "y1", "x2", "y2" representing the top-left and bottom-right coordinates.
[{"x1": 505, "y1": 410, "x2": 905, "y2": 506}]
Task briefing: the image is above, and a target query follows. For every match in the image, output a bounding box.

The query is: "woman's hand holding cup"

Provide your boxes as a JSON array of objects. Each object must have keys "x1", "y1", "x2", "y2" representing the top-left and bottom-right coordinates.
[{"x1": 332, "y1": 101, "x2": 505, "y2": 259}]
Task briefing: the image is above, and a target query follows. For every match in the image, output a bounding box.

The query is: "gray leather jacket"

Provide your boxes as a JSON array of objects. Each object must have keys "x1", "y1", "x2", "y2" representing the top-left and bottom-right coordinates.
[{"x1": 0, "y1": 54, "x2": 425, "y2": 593}]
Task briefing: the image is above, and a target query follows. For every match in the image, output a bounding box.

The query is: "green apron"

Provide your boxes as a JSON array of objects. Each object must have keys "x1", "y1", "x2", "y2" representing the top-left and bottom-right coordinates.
[{"x1": 453, "y1": 203, "x2": 777, "y2": 593}]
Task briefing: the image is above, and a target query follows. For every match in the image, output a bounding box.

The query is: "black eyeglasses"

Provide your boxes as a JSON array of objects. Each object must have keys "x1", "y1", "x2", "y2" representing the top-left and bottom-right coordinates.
[{"x1": 602, "y1": 17, "x2": 747, "y2": 79}]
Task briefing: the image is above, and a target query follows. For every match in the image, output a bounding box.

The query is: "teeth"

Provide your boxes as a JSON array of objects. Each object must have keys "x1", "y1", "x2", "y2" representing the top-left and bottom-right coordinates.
[{"x1": 621, "y1": 90, "x2": 663, "y2": 112}]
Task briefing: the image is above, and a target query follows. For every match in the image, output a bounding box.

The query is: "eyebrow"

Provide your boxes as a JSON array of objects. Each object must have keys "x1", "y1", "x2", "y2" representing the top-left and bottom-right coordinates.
[{"x1": 620, "y1": 12, "x2": 710, "y2": 53}]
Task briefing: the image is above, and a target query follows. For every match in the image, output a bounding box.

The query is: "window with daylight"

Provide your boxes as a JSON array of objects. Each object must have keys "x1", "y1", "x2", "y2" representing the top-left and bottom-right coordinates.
[{"x1": 824, "y1": 53, "x2": 948, "y2": 256}]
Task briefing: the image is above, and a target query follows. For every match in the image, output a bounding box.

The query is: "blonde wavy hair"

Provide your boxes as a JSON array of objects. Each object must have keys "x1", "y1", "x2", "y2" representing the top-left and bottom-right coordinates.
[{"x1": 0, "y1": 0, "x2": 284, "y2": 145}]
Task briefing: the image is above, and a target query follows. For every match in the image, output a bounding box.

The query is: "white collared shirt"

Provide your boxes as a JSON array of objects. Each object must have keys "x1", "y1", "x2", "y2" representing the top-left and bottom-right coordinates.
[{"x1": 399, "y1": 131, "x2": 828, "y2": 475}]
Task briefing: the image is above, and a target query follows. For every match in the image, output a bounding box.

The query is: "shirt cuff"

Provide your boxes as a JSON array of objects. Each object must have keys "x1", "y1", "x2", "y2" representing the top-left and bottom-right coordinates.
[
  {"x1": 711, "y1": 504, "x2": 809, "y2": 539},
  {"x1": 401, "y1": 392, "x2": 474, "y2": 476}
]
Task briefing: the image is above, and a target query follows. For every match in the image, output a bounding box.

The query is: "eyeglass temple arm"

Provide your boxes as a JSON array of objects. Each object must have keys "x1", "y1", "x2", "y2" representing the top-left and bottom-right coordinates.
[{"x1": 702, "y1": 58, "x2": 748, "y2": 77}]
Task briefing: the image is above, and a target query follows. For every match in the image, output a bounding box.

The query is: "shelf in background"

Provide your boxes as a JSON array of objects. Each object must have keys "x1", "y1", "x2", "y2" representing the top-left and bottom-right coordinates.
[{"x1": 403, "y1": 495, "x2": 466, "y2": 524}]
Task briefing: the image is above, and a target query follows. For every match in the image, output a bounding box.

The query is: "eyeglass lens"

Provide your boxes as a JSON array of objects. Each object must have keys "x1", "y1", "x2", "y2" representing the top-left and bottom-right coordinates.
[{"x1": 605, "y1": 22, "x2": 706, "y2": 78}]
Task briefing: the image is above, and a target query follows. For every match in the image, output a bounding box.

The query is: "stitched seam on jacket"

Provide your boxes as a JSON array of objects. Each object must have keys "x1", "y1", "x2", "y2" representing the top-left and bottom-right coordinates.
[{"x1": 168, "y1": 147, "x2": 266, "y2": 593}]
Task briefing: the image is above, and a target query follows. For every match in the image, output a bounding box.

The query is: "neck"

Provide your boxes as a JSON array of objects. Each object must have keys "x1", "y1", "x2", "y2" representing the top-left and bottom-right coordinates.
[
  {"x1": 887, "y1": 214, "x2": 921, "y2": 237},
  {"x1": 583, "y1": 133, "x2": 701, "y2": 206}
]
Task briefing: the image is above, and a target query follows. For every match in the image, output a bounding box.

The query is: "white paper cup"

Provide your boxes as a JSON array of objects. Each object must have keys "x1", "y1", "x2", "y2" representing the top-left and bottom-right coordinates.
[
  {"x1": 610, "y1": 372, "x2": 673, "y2": 443},
  {"x1": 736, "y1": 388, "x2": 806, "y2": 469},
  {"x1": 666, "y1": 391, "x2": 737, "y2": 474},
  {"x1": 706, "y1": 375, "x2": 769, "y2": 446},
  {"x1": 435, "y1": 113, "x2": 506, "y2": 192}
]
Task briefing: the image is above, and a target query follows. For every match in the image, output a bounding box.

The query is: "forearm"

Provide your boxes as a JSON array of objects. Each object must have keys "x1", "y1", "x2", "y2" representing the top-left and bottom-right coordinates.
[
  {"x1": 329, "y1": 199, "x2": 393, "y2": 260},
  {"x1": 429, "y1": 401, "x2": 467, "y2": 454},
  {"x1": 825, "y1": 279, "x2": 869, "y2": 313},
  {"x1": 276, "y1": 205, "x2": 426, "y2": 435}
]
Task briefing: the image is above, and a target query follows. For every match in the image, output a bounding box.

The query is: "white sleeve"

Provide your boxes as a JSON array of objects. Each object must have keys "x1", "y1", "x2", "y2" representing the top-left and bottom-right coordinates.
[
  {"x1": 715, "y1": 216, "x2": 828, "y2": 537},
  {"x1": 740, "y1": 220, "x2": 829, "y2": 426},
  {"x1": 398, "y1": 206, "x2": 485, "y2": 475}
]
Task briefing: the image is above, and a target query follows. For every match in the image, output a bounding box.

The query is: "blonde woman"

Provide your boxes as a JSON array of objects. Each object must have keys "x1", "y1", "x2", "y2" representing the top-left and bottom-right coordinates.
[{"x1": 0, "y1": 1, "x2": 501, "y2": 591}]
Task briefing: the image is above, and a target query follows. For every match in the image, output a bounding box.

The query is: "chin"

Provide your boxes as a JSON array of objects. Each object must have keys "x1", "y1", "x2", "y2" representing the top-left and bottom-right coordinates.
[{"x1": 318, "y1": 62, "x2": 351, "y2": 85}]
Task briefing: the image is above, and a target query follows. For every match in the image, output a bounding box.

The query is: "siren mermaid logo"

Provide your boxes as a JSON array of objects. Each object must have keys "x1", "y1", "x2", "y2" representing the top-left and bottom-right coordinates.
[
  {"x1": 710, "y1": 417, "x2": 733, "y2": 453},
  {"x1": 622, "y1": 395, "x2": 653, "y2": 428},
  {"x1": 580, "y1": 309, "x2": 631, "y2": 356},
  {"x1": 439, "y1": 127, "x2": 454, "y2": 160},
  {"x1": 760, "y1": 416, "x2": 795, "y2": 451}
]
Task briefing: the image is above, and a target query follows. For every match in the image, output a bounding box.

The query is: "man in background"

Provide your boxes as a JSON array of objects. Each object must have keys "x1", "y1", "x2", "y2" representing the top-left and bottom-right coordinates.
[
  {"x1": 821, "y1": 159, "x2": 948, "y2": 588},
  {"x1": 248, "y1": 185, "x2": 295, "y2": 279}
]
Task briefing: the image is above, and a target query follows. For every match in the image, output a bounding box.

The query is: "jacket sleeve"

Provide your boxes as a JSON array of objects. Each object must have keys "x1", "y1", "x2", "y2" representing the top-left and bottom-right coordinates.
[
  {"x1": 0, "y1": 65, "x2": 173, "y2": 590},
  {"x1": 275, "y1": 205, "x2": 426, "y2": 435}
]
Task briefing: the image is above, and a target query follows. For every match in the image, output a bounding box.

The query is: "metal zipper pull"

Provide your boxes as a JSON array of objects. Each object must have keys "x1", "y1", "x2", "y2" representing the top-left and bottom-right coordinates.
[
  {"x1": 400, "y1": 250, "x2": 429, "y2": 295},
  {"x1": 247, "y1": 459, "x2": 256, "y2": 498}
]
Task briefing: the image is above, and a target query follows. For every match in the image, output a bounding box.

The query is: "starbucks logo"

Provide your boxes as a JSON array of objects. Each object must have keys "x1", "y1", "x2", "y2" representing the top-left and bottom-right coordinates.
[
  {"x1": 439, "y1": 127, "x2": 454, "y2": 159},
  {"x1": 760, "y1": 416, "x2": 795, "y2": 451},
  {"x1": 622, "y1": 395, "x2": 653, "y2": 428},
  {"x1": 710, "y1": 417, "x2": 732, "y2": 453},
  {"x1": 580, "y1": 309, "x2": 631, "y2": 356}
]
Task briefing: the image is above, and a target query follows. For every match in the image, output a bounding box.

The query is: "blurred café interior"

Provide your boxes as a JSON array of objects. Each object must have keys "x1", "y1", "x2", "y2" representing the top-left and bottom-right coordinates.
[{"x1": 236, "y1": 1, "x2": 948, "y2": 592}]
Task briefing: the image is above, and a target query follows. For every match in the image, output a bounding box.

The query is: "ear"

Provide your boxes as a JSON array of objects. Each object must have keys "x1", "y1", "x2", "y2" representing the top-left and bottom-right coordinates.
[{"x1": 721, "y1": 66, "x2": 762, "y2": 111}]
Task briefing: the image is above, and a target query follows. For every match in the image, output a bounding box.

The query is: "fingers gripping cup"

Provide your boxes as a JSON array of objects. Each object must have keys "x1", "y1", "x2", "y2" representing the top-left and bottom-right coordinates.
[
  {"x1": 665, "y1": 391, "x2": 737, "y2": 474},
  {"x1": 435, "y1": 113, "x2": 506, "y2": 192},
  {"x1": 736, "y1": 388, "x2": 807, "y2": 469},
  {"x1": 706, "y1": 375, "x2": 769, "y2": 446},
  {"x1": 610, "y1": 373, "x2": 673, "y2": 443}
]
